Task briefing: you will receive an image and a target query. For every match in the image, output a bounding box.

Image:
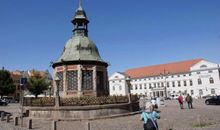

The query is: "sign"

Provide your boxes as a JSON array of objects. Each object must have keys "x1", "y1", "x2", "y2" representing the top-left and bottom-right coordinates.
[
  {"x1": 20, "y1": 78, "x2": 27, "y2": 85},
  {"x1": 20, "y1": 78, "x2": 27, "y2": 90}
]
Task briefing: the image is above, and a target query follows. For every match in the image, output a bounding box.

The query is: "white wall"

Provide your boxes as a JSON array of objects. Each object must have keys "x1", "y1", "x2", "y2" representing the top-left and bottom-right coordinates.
[{"x1": 109, "y1": 60, "x2": 220, "y2": 98}]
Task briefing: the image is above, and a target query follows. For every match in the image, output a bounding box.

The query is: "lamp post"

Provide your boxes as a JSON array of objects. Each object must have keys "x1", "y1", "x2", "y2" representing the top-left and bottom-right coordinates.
[
  {"x1": 48, "y1": 85, "x2": 52, "y2": 97},
  {"x1": 54, "y1": 74, "x2": 60, "y2": 108},
  {"x1": 160, "y1": 69, "x2": 169, "y2": 99},
  {"x1": 125, "y1": 77, "x2": 132, "y2": 103}
]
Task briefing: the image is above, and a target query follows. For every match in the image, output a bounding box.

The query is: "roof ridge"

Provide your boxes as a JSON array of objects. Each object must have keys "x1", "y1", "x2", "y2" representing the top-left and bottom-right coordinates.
[{"x1": 126, "y1": 58, "x2": 203, "y2": 71}]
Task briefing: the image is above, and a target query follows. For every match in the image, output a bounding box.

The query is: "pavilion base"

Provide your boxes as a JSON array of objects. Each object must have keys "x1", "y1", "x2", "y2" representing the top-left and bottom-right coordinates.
[{"x1": 24, "y1": 102, "x2": 139, "y2": 120}]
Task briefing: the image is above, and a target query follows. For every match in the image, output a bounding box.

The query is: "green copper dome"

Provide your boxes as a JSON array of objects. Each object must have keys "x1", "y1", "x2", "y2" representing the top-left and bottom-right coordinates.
[
  {"x1": 56, "y1": 35, "x2": 104, "y2": 63},
  {"x1": 53, "y1": 1, "x2": 108, "y2": 67}
]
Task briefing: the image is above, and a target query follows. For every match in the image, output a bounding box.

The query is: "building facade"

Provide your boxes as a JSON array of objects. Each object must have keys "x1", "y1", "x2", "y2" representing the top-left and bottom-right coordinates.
[
  {"x1": 10, "y1": 70, "x2": 52, "y2": 99},
  {"x1": 109, "y1": 59, "x2": 220, "y2": 98}
]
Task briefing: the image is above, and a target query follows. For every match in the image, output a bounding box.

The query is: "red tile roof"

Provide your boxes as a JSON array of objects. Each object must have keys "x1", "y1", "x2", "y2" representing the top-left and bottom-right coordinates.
[{"x1": 125, "y1": 58, "x2": 203, "y2": 78}]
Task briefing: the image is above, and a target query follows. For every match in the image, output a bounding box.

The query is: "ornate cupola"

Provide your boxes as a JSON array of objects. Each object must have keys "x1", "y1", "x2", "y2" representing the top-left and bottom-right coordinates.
[
  {"x1": 72, "y1": 0, "x2": 89, "y2": 36},
  {"x1": 52, "y1": 0, "x2": 109, "y2": 98}
]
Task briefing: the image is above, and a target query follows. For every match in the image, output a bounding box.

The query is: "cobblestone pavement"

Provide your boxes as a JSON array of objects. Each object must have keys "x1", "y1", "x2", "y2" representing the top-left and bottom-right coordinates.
[{"x1": 0, "y1": 99, "x2": 220, "y2": 130}]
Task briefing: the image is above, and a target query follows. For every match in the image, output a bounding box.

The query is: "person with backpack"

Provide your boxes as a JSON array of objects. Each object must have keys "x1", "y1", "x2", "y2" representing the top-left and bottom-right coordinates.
[
  {"x1": 185, "y1": 94, "x2": 193, "y2": 109},
  {"x1": 141, "y1": 102, "x2": 160, "y2": 130}
]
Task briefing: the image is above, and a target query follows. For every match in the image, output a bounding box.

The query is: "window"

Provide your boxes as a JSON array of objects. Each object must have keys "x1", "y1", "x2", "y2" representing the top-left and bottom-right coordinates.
[
  {"x1": 113, "y1": 86, "x2": 115, "y2": 91},
  {"x1": 149, "y1": 83, "x2": 152, "y2": 88},
  {"x1": 144, "y1": 84, "x2": 147, "y2": 89},
  {"x1": 178, "y1": 81, "x2": 181, "y2": 87},
  {"x1": 130, "y1": 86, "x2": 133, "y2": 90},
  {"x1": 161, "y1": 82, "x2": 164, "y2": 87},
  {"x1": 200, "y1": 65, "x2": 207, "y2": 68},
  {"x1": 67, "y1": 71, "x2": 78, "y2": 90},
  {"x1": 211, "y1": 88, "x2": 215, "y2": 94},
  {"x1": 199, "y1": 89, "x2": 203, "y2": 95},
  {"x1": 189, "y1": 73, "x2": 192, "y2": 76},
  {"x1": 157, "y1": 83, "x2": 160, "y2": 87},
  {"x1": 171, "y1": 75, "x2": 174, "y2": 78},
  {"x1": 190, "y1": 90, "x2": 194, "y2": 95},
  {"x1": 197, "y1": 71, "x2": 201, "y2": 74},
  {"x1": 208, "y1": 70, "x2": 213, "y2": 73},
  {"x1": 177, "y1": 75, "x2": 180, "y2": 77},
  {"x1": 154, "y1": 83, "x2": 156, "y2": 88},
  {"x1": 184, "y1": 90, "x2": 187, "y2": 95},
  {"x1": 172, "y1": 81, "x2": 175, "y2": 87},
  {"x1": 209, "y1": 77, "x2": 214, "y2": 84},
  {"x1": 183, "y1": 74, "x2": 186, "y2": 77},
  {"x1": 57, "y1": 72, "x2": 64, "y2": 91},
  {"x1": 82, "y1": 70, "x2": 93, "y2": 90},
  {"x1": 184, "y1": 81, "x2": 187, "y2": 86},
  {"x1": 198, "y1": 78, "x2": 202, "y2": 85},
  {"x1": 135, "y1": 85, "x2": 137, "y2": 90},
  {"x1": 119, "y1": 86, "x2": 122, "y2": 90},
  {"x1": 190, "y1": 80, "x2": 193, "y2": 86},
  {"x1": 139, "y1": 84, "x2": 142, "y2": 90},
  {"x1": 166, "y1": 82, "x2": 169, "y2": 87}
]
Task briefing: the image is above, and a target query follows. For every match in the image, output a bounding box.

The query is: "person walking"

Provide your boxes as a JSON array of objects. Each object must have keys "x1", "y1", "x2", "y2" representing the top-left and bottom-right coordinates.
[
  {"x1": 185, "y1": 94, "x2": 193, "y2": 109},
  {"x1": 141, "y1": 102, "x2": 159, "y2": 130},
  {"x1": 177, "y1": 94, "x2": 184, "y2": 109},
  {"x1": 151, "y1": 104, "x2": 160, "y2": 128}
]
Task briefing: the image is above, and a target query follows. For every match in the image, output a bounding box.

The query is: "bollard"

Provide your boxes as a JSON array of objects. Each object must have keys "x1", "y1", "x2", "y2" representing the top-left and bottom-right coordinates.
[
  {"x1": 14, "y1": 117, "x2": 18, "y2": 126},
  {"x1": 1, "y1": 112, "x2": 4, "y2": 121},
  {"x1": 52, "y1": 120, "x2": 57, "y2": 130},
  {"x1": 6, "y1": 114, "x2": 10, "y2": 123},
  {"x1": 85, "y1": 122, "x2": 90, "y2": 130},
  {"x1": 28, "y1": 119, "x2": 32, "y2": 129}
]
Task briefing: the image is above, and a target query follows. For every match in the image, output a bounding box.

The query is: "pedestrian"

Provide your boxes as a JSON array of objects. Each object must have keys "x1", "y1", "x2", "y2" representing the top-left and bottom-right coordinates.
[
  {"x1": 141, "y1": 102, "x2": 159, "y2": 130},
  {"x1": 151, "y1": 104, "x2": 160, "y2": 128},
  {"x1": 185, "y1": 94, "x2": 193, "y2": 109},
  {"x1": 177, "y1": 94, "x2": 184, "y2": 109}
]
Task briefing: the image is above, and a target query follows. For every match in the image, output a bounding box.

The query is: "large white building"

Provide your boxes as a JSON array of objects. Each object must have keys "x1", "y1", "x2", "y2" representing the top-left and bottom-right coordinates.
[{"x1": 109, "y1": 59, "x2": 220, "y2": 98}]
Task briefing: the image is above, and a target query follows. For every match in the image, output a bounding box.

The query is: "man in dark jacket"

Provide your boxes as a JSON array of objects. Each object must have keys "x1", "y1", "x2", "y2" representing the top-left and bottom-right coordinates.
[{"x1": 185, "y1": 94, "x2": 193, "y2": 109}]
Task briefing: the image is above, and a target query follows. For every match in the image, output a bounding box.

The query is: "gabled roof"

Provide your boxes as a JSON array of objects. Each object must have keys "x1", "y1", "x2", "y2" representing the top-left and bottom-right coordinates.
[{"x1": 125, "y1": 58, "x2": 203, "y2": 78}]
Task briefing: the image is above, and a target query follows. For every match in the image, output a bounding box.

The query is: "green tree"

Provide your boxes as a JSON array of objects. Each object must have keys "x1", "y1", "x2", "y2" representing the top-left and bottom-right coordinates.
[
  {"x1": 27, "y1": 71, "x2": 49, "y2": 98},
  {"x1": 0, "y1": 70, "x2": 16, "y2": 98}
]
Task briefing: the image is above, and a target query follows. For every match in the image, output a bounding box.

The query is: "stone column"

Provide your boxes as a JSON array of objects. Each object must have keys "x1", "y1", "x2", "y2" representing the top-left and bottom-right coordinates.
[
  {"x1": 63, "y1": 65, "x2": 67, "y2": 97},
  {"x1": 93, "y1": 66, "x2": 97, "y2": 96},
  {"x1": 78, "y1": 65, "x2": 82, "y2": 97}
]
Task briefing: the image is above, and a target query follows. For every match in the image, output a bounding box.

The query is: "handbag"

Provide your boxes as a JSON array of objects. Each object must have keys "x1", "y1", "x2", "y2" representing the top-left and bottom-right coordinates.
[{"x1": 144, "y1": 112, "x2": 158, "y2": 130}]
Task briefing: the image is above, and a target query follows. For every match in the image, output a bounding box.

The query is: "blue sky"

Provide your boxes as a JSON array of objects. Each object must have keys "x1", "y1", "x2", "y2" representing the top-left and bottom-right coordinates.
[{"x1": 0, "y1": 0, "x2": 220, "y2": 75}]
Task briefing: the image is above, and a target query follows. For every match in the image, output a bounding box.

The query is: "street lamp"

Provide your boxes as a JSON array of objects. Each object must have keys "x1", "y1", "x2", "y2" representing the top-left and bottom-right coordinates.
[
  {"x1": 125, "y1": 77, "x2": 133, "y2": 111},
  {"x1": 54, "y1": 73, "x2": 60, "y2": 107},
  {"x1": 160, "y1": 69, "x2": 169, "y2": 99},
  {"x1": 125, "y1": 77, "x2": 131, "y2": 104},
  {"x1": 48, "y1": 85, "x2": 52, "y2": 97}
]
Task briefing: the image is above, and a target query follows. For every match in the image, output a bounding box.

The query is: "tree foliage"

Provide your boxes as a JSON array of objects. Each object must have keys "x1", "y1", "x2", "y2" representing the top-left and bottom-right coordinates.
[
  {"x1": 27, "y1": 70, "x2": 49, "y2": 98},
  {"x1": 0, "y1": 70, "x2": 16, "y2": 97}
]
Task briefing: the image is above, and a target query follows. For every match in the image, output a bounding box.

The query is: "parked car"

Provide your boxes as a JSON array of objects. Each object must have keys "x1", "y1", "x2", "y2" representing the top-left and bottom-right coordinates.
[
  {"x1": 205, "y1": 96, "x2": 220, "y2": 105},
  {"x1": 2, "y1": 96, "x2": 16, "y2": 103},
  {"x1": 0, "y1": 99, "x2": 8, "y2": 106}
]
